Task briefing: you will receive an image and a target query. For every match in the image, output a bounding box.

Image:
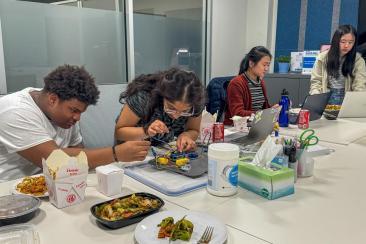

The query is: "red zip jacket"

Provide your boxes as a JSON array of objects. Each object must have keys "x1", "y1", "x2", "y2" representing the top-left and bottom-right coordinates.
[{"x1": 224, "y1": 74, "x2": 270, "y2": 125}]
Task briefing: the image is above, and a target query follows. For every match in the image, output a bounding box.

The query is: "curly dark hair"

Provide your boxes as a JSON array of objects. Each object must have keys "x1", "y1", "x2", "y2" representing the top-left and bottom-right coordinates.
[
  {"x1": 43, "y1": 64, "x2": 100, "y2": 105},
  {"x1": 120, "y1": 68, "x2": 205, "y2": 120}
]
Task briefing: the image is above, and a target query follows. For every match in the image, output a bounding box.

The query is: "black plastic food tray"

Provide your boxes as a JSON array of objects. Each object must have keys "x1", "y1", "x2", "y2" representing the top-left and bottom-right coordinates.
[{"x1": 90, "y1": 192, "x2": 164, "y2": 229}]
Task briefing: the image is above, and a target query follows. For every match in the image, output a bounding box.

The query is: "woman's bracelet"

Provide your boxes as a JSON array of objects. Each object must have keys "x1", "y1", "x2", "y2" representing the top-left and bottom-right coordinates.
[{"x1": 112, "y1": 145, "x2": 119, "y2": 162}]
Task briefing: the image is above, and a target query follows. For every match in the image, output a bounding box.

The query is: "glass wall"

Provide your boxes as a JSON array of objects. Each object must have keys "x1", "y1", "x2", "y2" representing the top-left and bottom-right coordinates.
[
  {"x1": 0, "y1": 0, "x2": 207, "y2": 93},
  {"x1": 0, "y1": 0, "x2": 127, "y2": 93},
  {"x1": 133, "y1": 0, "x2": 206, "y2": 81}
]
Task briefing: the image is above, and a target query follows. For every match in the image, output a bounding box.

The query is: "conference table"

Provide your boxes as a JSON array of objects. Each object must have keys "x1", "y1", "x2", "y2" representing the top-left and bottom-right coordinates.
[{"x1": 0, "y1": 117, "x2": 365, "y2": 244}]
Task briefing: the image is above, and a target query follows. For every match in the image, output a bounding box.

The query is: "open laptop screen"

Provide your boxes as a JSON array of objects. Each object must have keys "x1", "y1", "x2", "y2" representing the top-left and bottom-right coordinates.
[
  {"x1": 301, "y1": 92, "x2": 330, "y2": 121},
  {"x1": 338, "y1": 92, "x2": 366, "y2": 118}
]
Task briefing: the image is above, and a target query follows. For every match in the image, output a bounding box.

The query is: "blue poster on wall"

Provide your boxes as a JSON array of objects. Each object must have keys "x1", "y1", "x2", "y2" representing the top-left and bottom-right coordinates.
[{"x1": 302, "y1": 50, "x2": 319, "y2": 74}]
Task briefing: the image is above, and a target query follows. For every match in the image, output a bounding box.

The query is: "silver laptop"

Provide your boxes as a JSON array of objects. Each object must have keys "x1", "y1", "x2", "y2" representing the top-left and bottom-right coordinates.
[
  {"x1": 226, "y1": 107, "x2": 281, "y2": 146},
  {"x1": 338, "y1": 92, "x2": 366, "y2": 118}
]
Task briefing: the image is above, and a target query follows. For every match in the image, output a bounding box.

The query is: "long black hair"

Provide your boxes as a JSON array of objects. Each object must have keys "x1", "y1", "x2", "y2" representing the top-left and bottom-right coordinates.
[
  {"x1": 327, "y1": 24, "x2": 358, "y2": 79},
  {"x1": 238, "y1": 46, "x2": 272, "y2": 75},
  {"x1": 119, "y1": 68, "x2": 205, "y2": 120}
]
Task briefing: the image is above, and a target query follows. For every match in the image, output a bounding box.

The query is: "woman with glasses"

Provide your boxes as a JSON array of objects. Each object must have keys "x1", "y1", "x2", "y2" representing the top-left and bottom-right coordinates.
[
  {"x1": 310, "y1": 24, "x2": 366, "y2": 119},
  {"x1": 115, "y1": 68, "x2": 205, "y2": 152},
  {"x1": 224, "y1": 46, "x2": 272, "y2": 125}
]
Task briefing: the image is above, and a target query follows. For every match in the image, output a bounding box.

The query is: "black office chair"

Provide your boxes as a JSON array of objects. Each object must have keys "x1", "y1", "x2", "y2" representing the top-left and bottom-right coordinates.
[
  {"x1": 216, "y1": 80, "x2": 230, "y2": 122},
  {"x1": 206, "y1": 76, "x2": 234, "y2": 122}
]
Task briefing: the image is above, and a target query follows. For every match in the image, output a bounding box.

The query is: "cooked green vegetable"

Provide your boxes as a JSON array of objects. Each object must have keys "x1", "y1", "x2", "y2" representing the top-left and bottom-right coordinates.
[
  {"x1": 158, "y1": 217, "x2": 174, "y2": 228},
  {"x1": 95, "y1": 194, "x2": 160, "y2": 221},
  {"x1": 157, "y1": 217, "x2": 175, "y2": 238},
  {"x1": 170, "y1": 216, "x2": 194, "y2": 241},
  {"x1": 157, "y1": 216, "x2": 194, "y2": 241}
]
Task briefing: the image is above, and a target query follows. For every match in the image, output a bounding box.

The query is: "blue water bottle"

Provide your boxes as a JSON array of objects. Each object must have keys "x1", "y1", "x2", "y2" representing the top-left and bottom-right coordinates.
[{"x1": 279, "y1": 89, "x2": 290, "y2": 127}]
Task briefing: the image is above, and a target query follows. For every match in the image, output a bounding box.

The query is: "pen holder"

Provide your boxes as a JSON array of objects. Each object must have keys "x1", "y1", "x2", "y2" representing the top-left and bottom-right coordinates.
[{"x1": 297, "y1": 149, "x2": 314, "y2": 177}]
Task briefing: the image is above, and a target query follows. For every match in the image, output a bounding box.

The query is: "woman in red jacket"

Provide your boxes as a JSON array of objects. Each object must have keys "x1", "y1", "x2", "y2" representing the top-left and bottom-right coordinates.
[{"x1": 224, "y1": 46, "x2": 272, "y2": 125}]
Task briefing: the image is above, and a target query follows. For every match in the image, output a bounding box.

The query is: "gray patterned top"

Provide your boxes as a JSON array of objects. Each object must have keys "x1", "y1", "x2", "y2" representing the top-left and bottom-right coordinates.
[
  {"x1": 124, "y1": 91, "x2": 203, "y2": 145},
  {"x1": 327, "y1": 58, "x2": 346, "y2": 90}
]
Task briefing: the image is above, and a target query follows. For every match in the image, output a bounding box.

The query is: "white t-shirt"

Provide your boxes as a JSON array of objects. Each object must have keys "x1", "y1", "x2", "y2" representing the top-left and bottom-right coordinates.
[{"x1": 0, "y1": 88, "x2": 82, "y2": 182}]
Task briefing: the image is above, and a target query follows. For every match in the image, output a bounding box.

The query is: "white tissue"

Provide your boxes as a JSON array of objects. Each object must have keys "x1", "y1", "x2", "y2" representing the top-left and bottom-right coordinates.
[{"x1": 252, "y1": 136, "x2": 283, "y2": 169}]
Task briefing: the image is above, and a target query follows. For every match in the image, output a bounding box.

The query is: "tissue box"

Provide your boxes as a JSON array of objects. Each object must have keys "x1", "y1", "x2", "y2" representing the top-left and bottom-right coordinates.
[
  {"x1": 42, "y1": 150, "x2": 88, "y2": 208},
  {"x1": 96, "y1": 165, "x2": 124, "y2": 196},
  {"x1": 238, "y1": 158, "x2": 294, "y2": 200}
]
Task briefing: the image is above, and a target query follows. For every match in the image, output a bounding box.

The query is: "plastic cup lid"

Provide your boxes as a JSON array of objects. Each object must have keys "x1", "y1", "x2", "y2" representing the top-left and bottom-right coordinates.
[{"x1": 0, "y1": 224, "x2": 39, "y2": 244}]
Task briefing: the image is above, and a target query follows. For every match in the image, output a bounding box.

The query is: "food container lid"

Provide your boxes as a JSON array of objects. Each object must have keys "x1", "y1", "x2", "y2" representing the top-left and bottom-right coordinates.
[
  {"x1": 0, "y1": 224, "x2": 40, "y2": 244},
  {"x1": 0, "y1": 195, "x2": 41, "y2": 219}
]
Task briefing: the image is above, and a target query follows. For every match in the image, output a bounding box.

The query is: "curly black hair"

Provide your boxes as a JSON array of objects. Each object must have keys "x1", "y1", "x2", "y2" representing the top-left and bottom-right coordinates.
[
  {"x1": 43, "y1": 64, "x2": 100, "y2": 105},
  {"x1": 119, "y1": 68, "x2": 205, "y2": 121}
]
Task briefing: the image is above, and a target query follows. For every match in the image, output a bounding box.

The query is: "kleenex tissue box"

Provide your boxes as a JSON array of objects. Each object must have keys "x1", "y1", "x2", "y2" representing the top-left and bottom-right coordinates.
[
  {"x1": 238, "y1": 158, "x2": 294, "y2": 200},
  {"x1": 96, "y1": 164, "x2": 124, "y2": 196}
]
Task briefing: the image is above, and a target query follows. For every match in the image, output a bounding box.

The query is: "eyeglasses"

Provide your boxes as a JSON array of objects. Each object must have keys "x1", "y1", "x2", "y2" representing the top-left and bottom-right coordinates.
[
  {"x1": 163, "y1": 104, "x2": 194, "y2": 117},
  {"x1": 340, "y1": 40, "x2": 354, "y2": 45}
]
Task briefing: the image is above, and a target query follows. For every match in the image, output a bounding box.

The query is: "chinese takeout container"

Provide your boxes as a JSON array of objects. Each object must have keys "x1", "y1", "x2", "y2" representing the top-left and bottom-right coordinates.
[
  {"x1": 231, "y1": 116, "x2": 249, "y2": 132},
  {"x1": 42, "y1": 150, "x2": 88, "y2": 208}
]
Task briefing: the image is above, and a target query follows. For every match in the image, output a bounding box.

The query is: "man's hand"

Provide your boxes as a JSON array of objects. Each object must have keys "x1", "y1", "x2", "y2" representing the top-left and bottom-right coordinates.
[
  {"x1": 115, "y1": 141, "x2": 151, "y2": 162},
  {"x1": 147, "y1": 120, "x2": 169, "y2": 137},
  {"x1": 176, "y1": 133, "x2": 196, "y2": 152}
]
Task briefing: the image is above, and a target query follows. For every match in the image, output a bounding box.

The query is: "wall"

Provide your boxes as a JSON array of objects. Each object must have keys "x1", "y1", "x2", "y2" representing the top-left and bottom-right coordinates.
[
  {"x1": 133, "y1": 0, "x2": 202, "y2": 17},
  {"x1": 0, "y1": 18, "x2": 6, "y2": 94},
  {"x1": 275, "y1": 0, "x2": 359, "y2": 71},
  {"x1": 0, "y1": 0, "x2": 127, "y2": 94},
  {"x1": 81, "y1": 0, "x2": 116, "y2": 10},
  {"x1": 210, "y1": 0, "x2": 277, "y2": 79},
  {"x1": 80, "y1": 83, "x2": 126, "y2": 148}
]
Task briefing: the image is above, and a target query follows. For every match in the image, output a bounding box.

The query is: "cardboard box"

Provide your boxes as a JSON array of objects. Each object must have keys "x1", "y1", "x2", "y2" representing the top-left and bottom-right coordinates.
[
  {"x1": 238, "y1": 158, "x2": 294, "y2": 200},
  {"x1": 42, "y1": 150, "x2": 89, "y2": 208},
  {"x1": 96, "y1": 164, "x2": 124, "y2": 196}
]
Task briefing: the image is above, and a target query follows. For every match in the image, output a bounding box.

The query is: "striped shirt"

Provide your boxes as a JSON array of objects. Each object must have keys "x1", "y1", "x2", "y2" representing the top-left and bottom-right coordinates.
[{"x1": 243, "y1": 73, "x2": 265, "y2": 111}]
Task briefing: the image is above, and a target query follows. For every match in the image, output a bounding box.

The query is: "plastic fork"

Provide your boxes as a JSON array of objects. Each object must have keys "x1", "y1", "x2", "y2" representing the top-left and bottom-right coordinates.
[{"x1": 197, "y1": 226, "x2": 214, "y2": 244}]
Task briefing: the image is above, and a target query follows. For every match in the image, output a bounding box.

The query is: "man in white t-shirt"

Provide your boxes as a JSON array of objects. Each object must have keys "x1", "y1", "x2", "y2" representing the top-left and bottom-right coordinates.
[{"x1": 0, "y1": 65, "x2": 150, "y2": 182}]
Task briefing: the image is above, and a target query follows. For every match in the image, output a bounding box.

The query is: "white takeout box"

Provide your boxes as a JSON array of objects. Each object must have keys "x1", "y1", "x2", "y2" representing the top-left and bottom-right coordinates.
[
  {"x1": 231, "y1": 116, "x2": 249, "y2": 132},
  {"x1": 96, "y1": 164, "x2": 124, "y2": 196},
  {"x1": 199, "y1": 109, "x2": 217, "y2": 143},
  {"x1": 42, "y1": 149, "x2": 89, "y2": 209}
]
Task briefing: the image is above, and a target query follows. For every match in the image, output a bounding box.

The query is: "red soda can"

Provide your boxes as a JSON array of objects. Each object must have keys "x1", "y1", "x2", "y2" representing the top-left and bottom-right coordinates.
[
  {"x1": 298, "y1": 109, "x2": 310, "y2": 129},
  {"x1": 212, "y1": 122, "x2": 224, "y2": 142}
]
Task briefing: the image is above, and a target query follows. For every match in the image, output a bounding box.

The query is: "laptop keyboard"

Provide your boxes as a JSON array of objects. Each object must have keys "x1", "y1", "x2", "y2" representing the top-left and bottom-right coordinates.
[{"x1": 230, "y1": 136, "x2": 258, "y2": 146}]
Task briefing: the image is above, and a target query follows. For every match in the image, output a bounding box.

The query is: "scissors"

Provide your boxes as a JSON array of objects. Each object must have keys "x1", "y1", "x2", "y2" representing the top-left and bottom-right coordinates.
[{"x1": 299, "y1": 129, "x2": 319, "y2": 148}]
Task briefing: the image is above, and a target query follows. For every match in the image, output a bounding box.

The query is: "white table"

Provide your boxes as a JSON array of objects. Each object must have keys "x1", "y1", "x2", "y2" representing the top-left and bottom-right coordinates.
[
  {"x1": 279, "y1": 117, "x2": 366, "y2": 145},
  {"x1": 0, "y1": 175, "x2": 269, "y2": 244},
  {"x1": 204, "y1": 143, "x2": 366, "y2": 244},
  {"x1": 1, "y1": 119, "x2": 366, "y2": 244}
]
